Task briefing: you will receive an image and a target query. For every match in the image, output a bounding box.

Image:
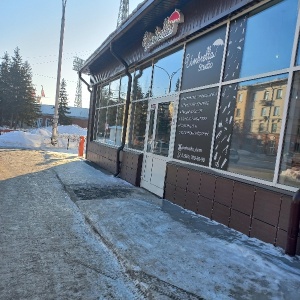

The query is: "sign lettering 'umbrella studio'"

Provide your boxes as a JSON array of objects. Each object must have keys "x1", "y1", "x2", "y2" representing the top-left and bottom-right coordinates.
[{"x1": 142, "y1": 10, "x2": 184, "y2": 52}]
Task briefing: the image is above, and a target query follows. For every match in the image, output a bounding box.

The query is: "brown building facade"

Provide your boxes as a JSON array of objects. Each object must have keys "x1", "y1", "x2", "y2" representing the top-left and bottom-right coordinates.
[{"x1": 81, "y1": 0, "x2": 300, "y2": 254}]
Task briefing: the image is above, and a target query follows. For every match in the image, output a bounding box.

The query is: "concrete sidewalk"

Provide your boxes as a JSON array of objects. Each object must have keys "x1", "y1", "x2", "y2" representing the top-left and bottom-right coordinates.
[
  {"x1": 1, "y1": 149, "x2": 300, "y2": 300},
  {"x1": 53, "y1": 154, "x2": 300, "y2": 300}
]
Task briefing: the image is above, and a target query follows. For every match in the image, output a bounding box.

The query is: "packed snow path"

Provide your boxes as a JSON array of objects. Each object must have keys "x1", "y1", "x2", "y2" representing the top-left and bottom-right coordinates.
[{"x1": 0, "y1": 149, "x2": 300, "y2": 299}]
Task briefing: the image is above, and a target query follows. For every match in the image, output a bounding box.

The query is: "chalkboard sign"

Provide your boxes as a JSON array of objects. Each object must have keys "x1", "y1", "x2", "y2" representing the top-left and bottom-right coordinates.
[
  {"x1": 181, "y1": 26, "x2": 226, "y2": 90},
  {"x1": 212, "y1": 84, "x2": 237, "y2": 170},
  {"x1": 174, "y1": 87, "x2": 218, "y2": 166},
  {"x1": 223, "y1": 16, "x2": 247, "y2": 81}
]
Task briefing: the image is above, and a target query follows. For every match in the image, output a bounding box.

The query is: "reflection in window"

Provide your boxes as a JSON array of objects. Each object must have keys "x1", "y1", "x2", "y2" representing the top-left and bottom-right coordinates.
[
  {"x1": 93, "y1": 109, "x2": 99, "y2": 140},
  {"x1": 109, "y1": 79, "x2": 120, "y2": 105},
  {"x1": 93, "y1": 78, "x2": 126, "y2": 147},
  {"x1": 264, "y1": 91, "x2": 269, "y2": 100},
  {"x1": 152, "y1": 48, "x2": 183, "y2": 97},
  {"x1": 259, "y1": 123, "x2": 265, "y2": 132},
  {"x1": 276, "y1": 89, "x2": 283, "y2": 99},
  {"x1": 96, "y1": 108, "x2": 107, "y2": 142},
  {"x1": 151, "y1": 102, "x2": 173, "y2": 157},
  {"x1": 239, "y1": 0, "x2": 298, "y2": 78},
  {"x1": 132, "y1": 65, "x2": 153, "y2": 100},
  {"x1": 271, "y1": 123, "x2": 277, "y2": 133},
  {"x1": 273, "y1": 106, "x2": 280, "y2": 116},
  {"x1": 95, "y1": 86, "x2": 101, "y2": 108},
  {"x1": 279, "y1": 71, "x2": 300, "y2": 187},
  {"x1": 127, "y1": 100, "x2": 148, "y2": 150},
  {"x1": 100, "y1": 84, "x2": 109, "y2": 107},
  {"x1": 115, "y1": 105, "x2": 125, "y2": 146},
  {"x1": 215, "y1": 74, "x2": 288, "y2": 181},
  {"x1": 120, "y1": 76, "x2": 128, "y2": 103},
  {"x1": 105, "y1": 106, "x2": 118, "y2": 144}
]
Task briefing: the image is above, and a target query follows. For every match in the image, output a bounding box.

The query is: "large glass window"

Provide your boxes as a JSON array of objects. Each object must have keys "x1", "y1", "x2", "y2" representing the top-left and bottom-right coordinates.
[
  {"x1": 109, "y1": 79, "x2": 120, "y2": 105},
  {"x1": 116, "y1": 105, "x2": 125, "y2": 146},
  {"x1": 279, "y1": 71, "x2": 300, "y2": 187},
  {"x1": 105, "y1": 106, "x2": 118, "y2": 144},
  {"x1": 99, "y1": 84, "x2": 109, "y2": 107},
  {"x1": 120, "y1": 76, "x2": 128, "y2": 103},
  {"x1": 93, "y1": 77, "x2": 127, "y2": 146},
  {"x1": 213, "y1": 74, "x2": 288, "y2": 181},
  {"x1": 152, "y1": 48, "x2": 183, "y2": 97},
  {"x1": 239, "y1": 0, "x2": 298, "y2": 78},
  {"x1": 126, "y1": 100, "x2": 148, "y2": 150},
  {"x1": 96, "y1": 108, "x2": 107, "y2": 142},
  {"x1": 132, "y1": 65, "x2": 153, "y2": 100}
]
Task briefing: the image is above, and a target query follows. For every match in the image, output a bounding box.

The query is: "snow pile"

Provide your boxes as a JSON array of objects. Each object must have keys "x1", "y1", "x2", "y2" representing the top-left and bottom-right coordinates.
[{"x1": 0, "y1": 125, "x2": 87, "y2": 153}]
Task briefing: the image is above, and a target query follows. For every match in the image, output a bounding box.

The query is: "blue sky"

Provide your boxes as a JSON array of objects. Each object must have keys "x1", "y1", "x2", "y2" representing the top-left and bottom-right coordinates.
[{"x1": 0, "y1": 0, "x2": 142, "y2": 108}]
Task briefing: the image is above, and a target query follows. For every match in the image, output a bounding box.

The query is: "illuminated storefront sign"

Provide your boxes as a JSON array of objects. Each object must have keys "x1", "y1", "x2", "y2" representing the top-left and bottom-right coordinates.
[{"x1": 142, "y1": 9, "x2": 184, "y2": 52}]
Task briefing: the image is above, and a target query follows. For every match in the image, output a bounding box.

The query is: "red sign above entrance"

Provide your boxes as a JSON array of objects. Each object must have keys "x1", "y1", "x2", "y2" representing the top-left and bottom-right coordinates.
[{"x1": 142, "y1": 9, "x2": 184, "y2": 52}]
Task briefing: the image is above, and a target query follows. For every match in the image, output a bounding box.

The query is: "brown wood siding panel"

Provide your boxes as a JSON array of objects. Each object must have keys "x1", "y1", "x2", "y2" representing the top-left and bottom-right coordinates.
[
  {"x1": 165, "y1": 183, "x2": 176, "y2": 203},
  {"x1": 229, "y1": 209, "x2": 251, "y2": 236},
  {"x1": 250, "y1": 218, "x2": 277, "y2": 245},
  {"x1": 253, "y1": 189, "x2": 282, "y2": 227},
  {"x1": 199, "y1": 173, "x2": 216, "y2": 200},
  {"x1": 275, "y1": 229, "x2": 287, "y2": 250},
  {"x1": 174, "y1": 187, "x2": 186, "y2": 208},
  {"x1": 185, "y1": 191, "x2": 198, "y2": 213},
  {"x1": 165, "y1": 164, "x2": 178, "y2": 185},
  {"x1": 215, "y1": 177, "x2": 234, "y2": 206},
  {"x1": 232, "y1": 182, "x2": 255, "y2": 215},
  {"x1": 164, "y1": 162, "x2": 297, "y2": 251},
  {"x1": 119, "y1": 151, "x2": 143, "y2": 186},
  {"x1": 212, "y1": 202, "x2": 230, "y2": 227},
  {"x1": 197, "y1": 195, "x2": 213, "y2": 219},
  {"x1": 176, "y1": 167, "x2": 189, "y2": 190},
  {"x1": 187, "y1": 169, "x2": 201, "y2": 194},
  {"x1": 278, "y1": 195, "x2": 292, "y2": 231}
]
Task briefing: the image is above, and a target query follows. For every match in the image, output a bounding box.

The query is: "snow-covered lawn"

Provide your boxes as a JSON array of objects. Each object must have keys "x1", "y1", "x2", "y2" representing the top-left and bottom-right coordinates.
[{"x1": 0, "y1": 125, "x2": 87, "y2": 154}]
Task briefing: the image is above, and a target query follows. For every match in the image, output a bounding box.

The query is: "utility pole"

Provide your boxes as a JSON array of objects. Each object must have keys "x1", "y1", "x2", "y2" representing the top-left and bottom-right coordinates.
[
  {"x1": 73, "y1": 57, "x2": 85, "y2": 108},
  {"x1": 117, "y1": 0, "x2": 129, "y2": 28},
  {"x1": 51, "y1": 0, "x2": 67, "y2": 145}
]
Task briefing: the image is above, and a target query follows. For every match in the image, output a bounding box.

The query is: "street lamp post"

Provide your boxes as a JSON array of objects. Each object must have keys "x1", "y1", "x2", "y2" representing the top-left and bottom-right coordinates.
[
  {"x1": 154, "y1": 65, "x2": 181, "y2": 93},
  {"x1": 51, "y1": 0, "x2": 67, "y2": 145}
]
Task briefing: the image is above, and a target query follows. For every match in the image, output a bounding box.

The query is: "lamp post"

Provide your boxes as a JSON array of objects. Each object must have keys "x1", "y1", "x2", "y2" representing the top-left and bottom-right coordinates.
[
  {"x1": 51, "y1": 0, "x2": 67, "y2": 145},
  {"x1": 154, "y1": 65, "x2": 181, "y2": 93}
]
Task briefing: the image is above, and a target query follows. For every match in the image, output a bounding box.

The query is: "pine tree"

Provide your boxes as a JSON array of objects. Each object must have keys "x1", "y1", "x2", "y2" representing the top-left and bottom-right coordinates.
[
  {"x1": 19, "y1": 61, "x2": 41, "y2": 127},
  {"x1": 0, "y1": 52, "x2": 12, "y2": 126},
  {"x1": 10, "y1": 47, "x2": 24, "y2": 127},
  {"x1": 58, "y1": 78, "x2": 71, "y2": 125},
  {"x1": 0, "y1": 48, "x2": 41, "y2": 128}
]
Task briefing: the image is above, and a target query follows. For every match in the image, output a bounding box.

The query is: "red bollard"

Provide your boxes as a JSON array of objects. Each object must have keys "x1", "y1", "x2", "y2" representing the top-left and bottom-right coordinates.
[
  {"x1": 285, "y1": 189, "x2": 300, "y2": 256},
  {"x1": 78, "y1": 136, "x2": 85, "y2": 157}
]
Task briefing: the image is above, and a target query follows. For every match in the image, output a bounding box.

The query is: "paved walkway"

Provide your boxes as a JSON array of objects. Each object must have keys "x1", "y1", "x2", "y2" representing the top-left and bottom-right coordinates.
[{"x1": 1, "y1": 149, "x2": 300, "y2": 300}]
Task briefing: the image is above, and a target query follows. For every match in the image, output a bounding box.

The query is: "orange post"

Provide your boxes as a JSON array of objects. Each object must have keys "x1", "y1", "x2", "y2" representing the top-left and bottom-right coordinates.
[{"x1": 78, "y1": 136, "x2": 85, "y2": 157}]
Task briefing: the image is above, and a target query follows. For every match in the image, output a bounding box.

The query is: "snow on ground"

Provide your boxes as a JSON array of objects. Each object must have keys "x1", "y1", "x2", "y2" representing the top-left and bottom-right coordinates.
[
  {"x1": 0, "y1": 125, "x2": 87, "y2": 154},
  {"x1": 1, "y1": 133, "x2": 300, "y2": 298},
  {"x1": 54, "y1": 159, "x2": 300, "y2": 300}
]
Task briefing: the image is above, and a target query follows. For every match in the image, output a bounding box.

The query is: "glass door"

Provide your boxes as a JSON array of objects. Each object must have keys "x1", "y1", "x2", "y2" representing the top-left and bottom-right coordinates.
[{"x1": 141, "y1": 98, "x2": 175, "y2": 197}]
